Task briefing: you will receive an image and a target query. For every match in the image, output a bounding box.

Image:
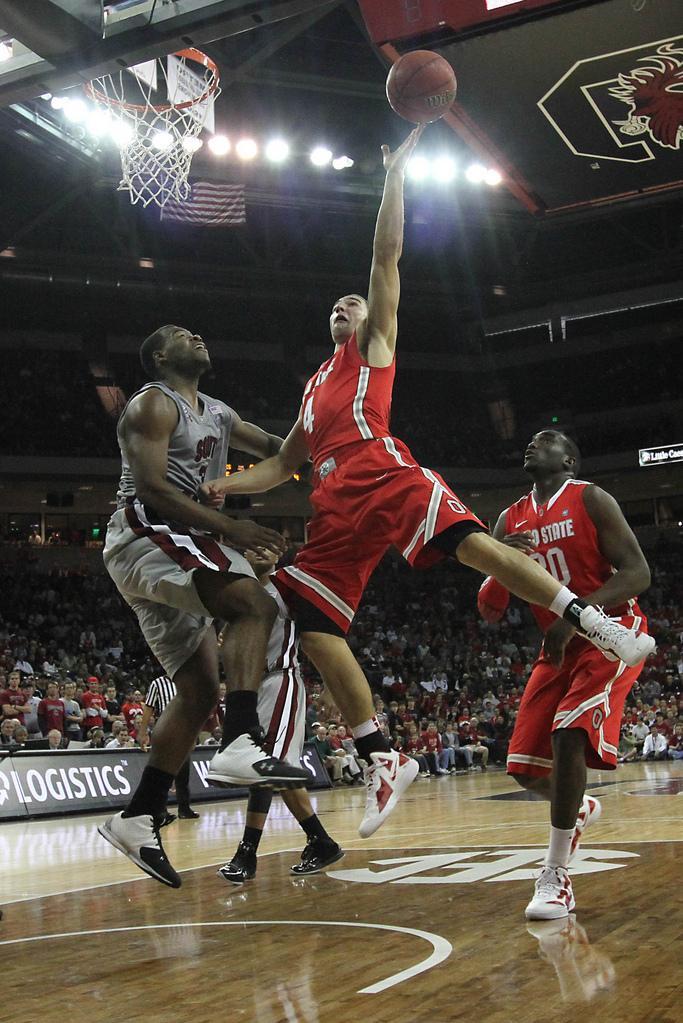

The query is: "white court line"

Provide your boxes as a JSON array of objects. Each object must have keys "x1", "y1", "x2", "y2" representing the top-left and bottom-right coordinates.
[{"x1": 0, "y1": 919, "x2": 452, "y2": 995}]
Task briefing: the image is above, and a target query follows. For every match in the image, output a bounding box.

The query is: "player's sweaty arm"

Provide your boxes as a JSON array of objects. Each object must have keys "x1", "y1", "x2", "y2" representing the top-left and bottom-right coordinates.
[
  {"x1": 580, "y1": 485, "x2": 650, "y2": 606},
  {"x1": 121, "y1": 389, "x2": 284, "y2": 554},
  {"x1": 477, "y1": 510, "x2": 515, "y2": 623},
  {"x1": 200, "y1": 416, "x2": 310, "y2": 498},
  {"x1": 230, "y1": 413, "x2": 283, "y2": 460},
  {"x1": 358, "y1": 125, "x2": 424, "y2": 368}
]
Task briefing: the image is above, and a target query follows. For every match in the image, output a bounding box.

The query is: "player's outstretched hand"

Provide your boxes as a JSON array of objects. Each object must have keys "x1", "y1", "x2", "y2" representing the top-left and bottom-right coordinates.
[
  {"x1": 543, "y1": 618, "x2": 576, "y2": 667},
  {"x1": 224, "y1": 518, "x2": 286, "y2": 558},
  {"x1": 502, "y1": 530, "x2": 535, "y2": 554},
  {"x1": 381, "y1": 123, "x2": 425, "y2": 175}
]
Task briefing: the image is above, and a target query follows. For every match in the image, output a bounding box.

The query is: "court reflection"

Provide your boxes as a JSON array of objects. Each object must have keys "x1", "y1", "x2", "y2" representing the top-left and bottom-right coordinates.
[{"x1": 526, "y1": 915, "x2": 615, "y2": 1003}]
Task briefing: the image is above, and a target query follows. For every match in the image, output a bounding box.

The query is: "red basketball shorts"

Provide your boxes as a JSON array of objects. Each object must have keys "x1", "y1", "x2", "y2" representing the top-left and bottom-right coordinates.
[
  {"x1": 507, "y1": 618, "x2": 647, "y2": 776},
  {"x1": 275, "y1": 436, "x2": 485, "y2": 633}
]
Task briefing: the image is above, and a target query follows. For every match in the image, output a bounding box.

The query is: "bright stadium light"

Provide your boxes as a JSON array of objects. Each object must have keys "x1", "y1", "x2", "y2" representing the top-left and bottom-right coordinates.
[
  {"x1": 310, "y1": 146, "x2": 332, "y2": 167},
  {"x1": 466, "y1": 163, "x2": 487, "y2": 183},
  {"x1": 50, "y1": 96, "x2": 67, "y2": 110},
  {"x1": 151, "y1": 130, "x2": 173, "y2": 151},
  {"x1": 406, "y1": 155, "x2": 430, "y2": 182},
  {"x1": 236, "y1": 137, "x2": 258, "y2": 160},
  {"x1": 0, "y1": 41, "x2": 12, "y2": 62},
  {"x1": 432, "y1": 156, "x2": 457, "y2": 183},
  {"x1": 86, "y1": 109, "x2": 110, "y2": 137},
  {"x1": 265, "y1": 138, "x2": 290, "y2": 163},
  {"x1": 181, "y1": 136, "x2": 203, "y2": 154},
  {"x1": 332, "y1": 155, "x2": 354, "y2": 170},
  {"x1": 63, "y1": 98, "x2": 87, "y2": 123},
  {"x1": 208, "y1": 134, "x2": 231, "y2": 156},
  {"x1": 109, "y1": 118, "x2": 134, "y2": 146},
  {"x1": 485, "y1": 168, "x2": 503, "y2": 186}
]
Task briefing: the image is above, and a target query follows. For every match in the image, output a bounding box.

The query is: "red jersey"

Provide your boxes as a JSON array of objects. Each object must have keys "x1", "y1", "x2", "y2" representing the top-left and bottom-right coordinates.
[
  {"x1": 300, "y1": 333, "x2": 395, "y2": 469},
  {"x1": 122, "y1": 700, "x2": 143, "y2": 728},
  {"x1": 504, "y1": 479, "x2": 644, "y2": 634},
  {"x1": 82, "y1": 690, "x2": 107, "y2": 728},
  {"x1": 0, "y1": 689, "x2": 27, "y2": 724},
  {"x1": 421, "y1": 731, "x2": 443, "y2": 753},
  {"x1": 38, "y1": 698, "x2": 65, "y2": 734}
]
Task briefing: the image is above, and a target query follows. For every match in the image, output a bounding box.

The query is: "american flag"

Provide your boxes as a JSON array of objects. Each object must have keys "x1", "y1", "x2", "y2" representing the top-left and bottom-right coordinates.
[{"x1": 160, "y1": 181, "x2": 246, "y2": 225}]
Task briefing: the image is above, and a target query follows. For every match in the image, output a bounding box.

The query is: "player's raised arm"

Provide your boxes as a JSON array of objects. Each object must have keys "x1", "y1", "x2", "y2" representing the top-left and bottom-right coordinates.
[
  {"x1": 358, "y1": 125, "x2": 424, "y2": 367},
  {"x1": 581, "y1": 485, "x2": 651, "y2": 605},
  {"x1": 200, "y1": 416, "x2": 310, "y2": 498},
  {"x1": 122, "y1": 389, "x2": 284, "y2": 555},
  {"x1": 229, "y1": 412, "x2": 284, "y2": 460}
]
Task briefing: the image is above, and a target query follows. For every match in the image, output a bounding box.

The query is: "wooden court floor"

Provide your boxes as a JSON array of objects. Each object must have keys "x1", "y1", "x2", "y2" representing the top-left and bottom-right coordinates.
[{"x1": 2, "y1": 761, "x2": 681, "y2": 1023}]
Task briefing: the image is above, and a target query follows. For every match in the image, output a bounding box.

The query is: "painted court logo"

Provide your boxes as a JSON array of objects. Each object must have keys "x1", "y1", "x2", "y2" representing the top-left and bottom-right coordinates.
[
  {"x1": 328, "y1": 847, "x2": 638, "y2": 885},
  {"x1": 610, "y1": 43, "x2": 683, "y2": 150}
]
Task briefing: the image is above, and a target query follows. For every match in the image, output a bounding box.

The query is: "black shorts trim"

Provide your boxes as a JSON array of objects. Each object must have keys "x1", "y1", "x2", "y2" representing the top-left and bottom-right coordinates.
[
  {"x1": 287, "y1": 591, "x2": 347, "y2": 638},
  {"x1": 428, "y1": 521, "x2": 488, "y2": 556}
]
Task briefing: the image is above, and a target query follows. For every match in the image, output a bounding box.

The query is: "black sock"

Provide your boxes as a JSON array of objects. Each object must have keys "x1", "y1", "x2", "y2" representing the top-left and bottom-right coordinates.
[
  {"x1": 355, "y1": 729, "x2": 391, "y2": 762},
  {"x1": 563, "y1": 597, "x2": 588, "y2": 631},
  {"x1": 300, "y1": 813, "x2": 330, "y2": 844},
  {"x1": 222, "y1": 690, "x2": 259, "y2": 746},
  {"x1": 243, "y1": 825, "x2": 264, "y2": 852},
  {"x1": 123, "y1": 765, "x2": 175, "y2": 820}
]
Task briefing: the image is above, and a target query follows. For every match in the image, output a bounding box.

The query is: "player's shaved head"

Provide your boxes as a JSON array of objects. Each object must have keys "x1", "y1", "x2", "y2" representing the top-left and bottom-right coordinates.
[
  {"x1": 556, "y1": 432, "x2": 581, "y2": 474},
  {"x1": 139, "y1": 324, "x2": 177, "y2": 379}
]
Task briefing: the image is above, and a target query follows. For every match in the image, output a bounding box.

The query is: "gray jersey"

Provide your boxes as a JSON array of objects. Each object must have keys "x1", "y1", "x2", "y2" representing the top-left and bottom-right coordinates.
[
  {"x1": 116, "y1": 381, "x2": 234, "y2": 518},
  {"x1": 264, "y1": 580, "x2": 299, "y2": 676}
]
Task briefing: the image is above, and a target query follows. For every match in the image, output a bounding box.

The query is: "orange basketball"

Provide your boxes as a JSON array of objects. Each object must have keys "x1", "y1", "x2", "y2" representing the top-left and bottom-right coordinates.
[{"x1": 386, "y1": 50, "x2": 457, "y2": 124}]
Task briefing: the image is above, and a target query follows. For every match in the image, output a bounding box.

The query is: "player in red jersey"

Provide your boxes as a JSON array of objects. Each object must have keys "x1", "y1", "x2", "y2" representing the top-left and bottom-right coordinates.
[
  {"x1": 478, "y1": 430, "x2": 652, "y2": 920},
  {"x1": 201, "y1": 128, "x2": 653, "y2": 839}
]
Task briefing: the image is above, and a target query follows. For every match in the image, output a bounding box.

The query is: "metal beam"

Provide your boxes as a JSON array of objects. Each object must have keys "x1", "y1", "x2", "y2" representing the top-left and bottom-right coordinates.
[{"x1": 0, "y1": 0, "x2": 331, "y2": 107}]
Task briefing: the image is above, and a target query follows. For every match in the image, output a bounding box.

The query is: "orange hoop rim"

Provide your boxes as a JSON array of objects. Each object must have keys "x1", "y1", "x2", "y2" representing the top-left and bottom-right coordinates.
[{"x1": 84, "y1": 48, "x2": 220, "y2": 114}]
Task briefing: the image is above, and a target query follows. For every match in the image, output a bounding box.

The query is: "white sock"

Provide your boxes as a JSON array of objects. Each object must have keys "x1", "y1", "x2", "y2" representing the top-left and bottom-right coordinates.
[
  {"x1": 549, "y1": 586, "x2": 578, "y2": 617},
  {"x1": 545, "y1": 826, "x2": 574, "y2": 869},
  {"x1": 352, "y1": 717, "x2": 380, "y2": 740}
]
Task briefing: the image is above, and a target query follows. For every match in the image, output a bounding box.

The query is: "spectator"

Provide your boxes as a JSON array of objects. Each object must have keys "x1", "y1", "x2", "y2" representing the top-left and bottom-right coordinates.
[
  {"x1": 104, "y1": 684, "x2": 125, "y2": 733},
  {"x1": 402, "y1": 723, "x2": 430, "y2": 777},
  {"x1": 0, "y1": 718, "x2": 19, "y2": 747},
  {"x1": 47, "y1": 728, "x2": 66, "y2": 750},
  {"x1": 62, "y1": 681, "x2": 84, "y2": 741},
  {"x1": 21, "y1": 679, "x2": 43, "y2": 736},
  {"x1": 421, "y1": 722, "x2": 453, "y2": 775},
  {"x1": 121, "y1": 689, "x2": 144, "y2": 730},
  {"x1": 327, "y1": 723, "x2": 362, "y2": 784},
  {"x1": 13, "y1": 724, "x2": 29, "y2": 745},
  {"x1": 442, "y1": 720, "x2": 474, "y2": 771},
  {"x1": 84, "y1": 727, "x2": 106, "y2": 749},
  {"x1": 641, "y1": 726, "x2": 669, "y2": 761},
  {"x1": 105, "y1": 720, "x2": 134, "y2": 748},
  {"x1": 312, "y1": 725, "x2": 345, "y2": 785},
  {"x1": 1, "y1": 670, "x2": 31, "y2": 724},
  {"x1": 460, "y1": 720, "x2": 490, "y2": 770},
  {"x1": 81, "y1": 676, "x2": 108, "y2": 730},
  {"x1": 38, "y1": 681, "x2": 66, "y2": 736},
  {"x1": 668, "y1": 723, "x2": 683, "y2": 760}
]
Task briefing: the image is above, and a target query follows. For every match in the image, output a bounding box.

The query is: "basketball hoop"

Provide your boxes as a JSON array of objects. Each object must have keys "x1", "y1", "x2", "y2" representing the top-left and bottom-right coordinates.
[{"x1": 85, "y1": 49, "x2": 220, "y2": 208}]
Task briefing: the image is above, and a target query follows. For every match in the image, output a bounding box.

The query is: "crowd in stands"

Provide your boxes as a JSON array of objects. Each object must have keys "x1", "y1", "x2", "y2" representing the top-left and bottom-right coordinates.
[
  {"x1": 3, "y1": 337, "x2": 681, "y2": 468},
  {"x1": 1, "y1": 536, "x2": 681, "y2": 777}
]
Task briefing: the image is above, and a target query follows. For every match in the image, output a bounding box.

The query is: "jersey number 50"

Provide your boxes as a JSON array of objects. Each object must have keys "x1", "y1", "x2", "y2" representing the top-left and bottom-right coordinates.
[{"x1": 529, "y1": 547, "x2": 571, "y2": 586}]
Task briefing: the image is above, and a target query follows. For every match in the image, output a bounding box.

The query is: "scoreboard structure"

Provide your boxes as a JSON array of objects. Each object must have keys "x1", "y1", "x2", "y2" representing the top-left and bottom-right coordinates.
[{"x1": 358, "y1": 0, "x2": 683, "y2": 215}]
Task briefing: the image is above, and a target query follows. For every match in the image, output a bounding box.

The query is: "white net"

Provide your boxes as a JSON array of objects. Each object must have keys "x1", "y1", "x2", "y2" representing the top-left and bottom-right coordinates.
[{"x1": 85, "y1": 50, "x2": 220, "y2": 209}]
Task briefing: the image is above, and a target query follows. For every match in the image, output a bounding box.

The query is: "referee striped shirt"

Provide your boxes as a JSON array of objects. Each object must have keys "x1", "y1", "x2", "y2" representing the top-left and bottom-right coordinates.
[{"x1": 144, "y1": 675, "x2": 177, "y2": 714}]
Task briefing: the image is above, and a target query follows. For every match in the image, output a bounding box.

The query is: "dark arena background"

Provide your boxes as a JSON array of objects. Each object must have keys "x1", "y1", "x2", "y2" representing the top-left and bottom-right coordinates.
[{"x1": 0, "y1": 3, "x2": 681, "y2": 1022}]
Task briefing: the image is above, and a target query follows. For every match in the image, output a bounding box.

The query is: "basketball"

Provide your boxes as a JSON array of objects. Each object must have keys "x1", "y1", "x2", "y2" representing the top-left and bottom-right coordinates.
[{"x1": 386, "y1": 50, "x2": 457, "y2": 124}]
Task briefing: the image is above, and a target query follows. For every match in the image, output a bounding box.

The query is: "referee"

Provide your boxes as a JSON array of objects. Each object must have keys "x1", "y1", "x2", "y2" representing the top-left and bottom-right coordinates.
[{"x1": 138, "y1": 675, "x2": 199, "y2": 821}]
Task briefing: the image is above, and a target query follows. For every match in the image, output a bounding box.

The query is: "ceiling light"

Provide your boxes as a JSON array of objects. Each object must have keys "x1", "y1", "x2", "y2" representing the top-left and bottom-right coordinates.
[
  {"x1": 310, "y1": 146, "x2": 332, "y2": 167},
  {"x1": 110, "y1": 118, "x2": 134, "y2": 146},
  {"x1": 63, "y1": 98, "x2": 87, "y2": 123},
  {"x1": 181, "y1": 136, "x2": 203, "y2": 154},
  {"x1": 0, "y1": 41, "x2": 12, "y2": 63},
  {"x1": 50, "y1": 96, "x2": 67, "y2": 110},
  {"x1": 466, "y1": 163, "x2": 487, "y2": 183},
  {"x1": 485, "y1": 168, "x2": 503, "y2": 186},
  {"x1": 208, "y1": 134, "x2": 231, "y2": 156},
  {"x1": 406, "y1": 156, "x2": 430, "y2": 181},
  {"x1": 236, "y1": 137, "x2": 258, "y2": 160},
  {"x1": 332, "y1": 155, "x2": 354, "y2": 170},
  {"x1": 86, "y1": 109, "x2": 110, "y2": 137},
  {"x1": 151, "y1": 130, "x2": 173, "y2": 151},
  {"x1": 265, "y1": 138, "x2": 290, "y2": 162},
  {"x1": 432, "y1": 156, "x2": 457, "y2": 183}
]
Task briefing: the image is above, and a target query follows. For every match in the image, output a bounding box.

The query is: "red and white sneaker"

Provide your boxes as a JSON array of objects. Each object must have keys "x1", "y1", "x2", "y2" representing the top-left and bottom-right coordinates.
[
  {"x1": 569, "y1": 795, "x2": 602, "y2": 863},
  {"x1": 525, "y1": 865, "x2": 575, "y2": 920},
  {"x1": 358, "y1": 751, "x2": 419, "y2": 839}
]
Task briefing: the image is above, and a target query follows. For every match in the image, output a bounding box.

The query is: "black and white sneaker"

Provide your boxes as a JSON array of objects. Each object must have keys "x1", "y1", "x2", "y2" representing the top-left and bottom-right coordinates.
[
  {"x1": 206, "y1": 730, "x2": 309, "y2": 788},
  {"x1": 577, "y1": 605, "x2": 655, "y2": 667},
  {"x1": 217, "y1": 841, "x2": 257, "y2": 885},
  {"x1": 158, "y1": 811, "x2": 177, "y2": 828},
  {"x1": 290, "y1": 839, "x2": 344, "y2": 876},
  {"x1": 98, "y1": 812, "x2": 181, "y2": 889}
]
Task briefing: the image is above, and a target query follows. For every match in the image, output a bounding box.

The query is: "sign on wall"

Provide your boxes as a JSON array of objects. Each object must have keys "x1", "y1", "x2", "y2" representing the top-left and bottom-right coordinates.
[{"x1": 638, "y1": 442, "x2": 683, "y2": 467}]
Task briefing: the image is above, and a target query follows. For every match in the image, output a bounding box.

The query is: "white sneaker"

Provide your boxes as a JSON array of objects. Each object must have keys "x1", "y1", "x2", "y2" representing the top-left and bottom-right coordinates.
[
  {"x1": 206, "y1": 731, "x2": 310, "y2": 788},
  {"x1": 98, "y1": 812, "x2": 181, "y2": 888},
  {"x1": 577, "y1": 605, "x2": 654, "y2": 666},
  {"x1": 525, "y1": 865, "x2": 575, "y2": 920},
  {"x1": 358, "y1": 750, "x2": 419, "y2": 839},
  {"x1": 569, "y1": 795, "x2": 602, "y2": 863}
]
